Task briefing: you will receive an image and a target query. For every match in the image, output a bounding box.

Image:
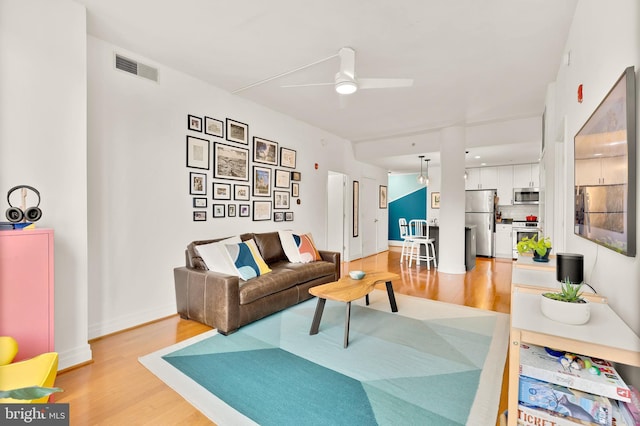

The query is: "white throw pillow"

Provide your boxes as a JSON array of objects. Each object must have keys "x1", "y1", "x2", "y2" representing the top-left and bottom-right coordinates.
[
  {"x1": 278, "y1": 230, "x2": 301, "y2": 263},
  {"x1": 194, "y1": 236, "x2": 241, "y2": 276}
]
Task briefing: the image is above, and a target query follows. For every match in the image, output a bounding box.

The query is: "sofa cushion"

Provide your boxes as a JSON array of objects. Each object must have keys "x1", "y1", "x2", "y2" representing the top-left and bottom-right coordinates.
[
  {"x1": 279, "y1": 231, "x2": 321, "y2": 263},
  {"x1": 226, "y1": 239, "x2": 272, "y2": 281},
  {"x1": 252, "y1": 232, "x2": 287, "y2": 264},
  {"x1": 281, "y1": 261, "x2": 336, "y2": 283},
  {"x1": 239, "y1": 267, "x2": 299, "y2": 305},
  {"x1": 278, "y1": 230, "x2": 301, "y2": 263},
  {"x1": 194, "y1": 236, "x2": 241, "y2": 275},
  {"x1": 297, "y1": 233, "x2": 321, "y2": 263}
]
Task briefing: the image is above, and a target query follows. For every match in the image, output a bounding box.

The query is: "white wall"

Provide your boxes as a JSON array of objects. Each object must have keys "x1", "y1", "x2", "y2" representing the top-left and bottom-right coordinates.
[
  {"x1": 87, "y1": 37, "x2": 388, "y2": 338},
  {"x1": 547, "y1": 0, "x2": 639, "y2": 384},
  {"x1": 0, "y1": 0, "x2": 92, "y2": 369}
]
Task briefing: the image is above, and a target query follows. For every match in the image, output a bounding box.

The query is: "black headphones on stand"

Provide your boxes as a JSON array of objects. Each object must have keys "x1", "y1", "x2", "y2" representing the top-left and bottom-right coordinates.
[{"x1": 6, "y1": 185, "x2": 42, "y2": 223}]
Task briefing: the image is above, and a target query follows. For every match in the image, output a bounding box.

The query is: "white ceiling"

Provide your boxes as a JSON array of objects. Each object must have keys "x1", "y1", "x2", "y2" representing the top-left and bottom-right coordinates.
[{"x1": 74, "y1": 0, "x2": 577, "y2": 173}]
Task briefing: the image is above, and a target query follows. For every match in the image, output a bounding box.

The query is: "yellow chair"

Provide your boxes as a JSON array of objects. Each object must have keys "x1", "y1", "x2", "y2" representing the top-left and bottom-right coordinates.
[{"x1": 0, "y1": 336, "x2": 59, "y2": 403}]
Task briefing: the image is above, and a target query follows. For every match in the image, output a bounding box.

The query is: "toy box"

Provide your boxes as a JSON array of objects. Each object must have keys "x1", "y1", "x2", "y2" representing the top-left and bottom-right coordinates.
[
  {"x1": 519, "y1": 375, "x2": 612, "y2": 425},
  {"x1": 518, "y1": 402, "x2": 602, "y2": 426},
  {"x1": 519, "y1": 343, "x2": 631, "y2": 403}
]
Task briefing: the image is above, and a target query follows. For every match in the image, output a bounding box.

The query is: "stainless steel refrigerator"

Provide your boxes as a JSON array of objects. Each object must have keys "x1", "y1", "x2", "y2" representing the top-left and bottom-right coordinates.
[{"x1": 465, "y1": 189, "x2": 496, "y2": 257}]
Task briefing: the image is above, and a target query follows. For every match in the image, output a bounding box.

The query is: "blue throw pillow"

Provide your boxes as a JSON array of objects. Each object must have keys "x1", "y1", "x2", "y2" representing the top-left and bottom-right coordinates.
[{"x1": 226, "y1": 239, "x2": 271, "y2": 280}]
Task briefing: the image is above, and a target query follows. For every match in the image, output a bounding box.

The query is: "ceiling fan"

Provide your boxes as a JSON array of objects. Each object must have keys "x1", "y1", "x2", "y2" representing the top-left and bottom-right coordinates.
[{"x1": 282, "y1": 47, "x2": 414, "y2": 95}]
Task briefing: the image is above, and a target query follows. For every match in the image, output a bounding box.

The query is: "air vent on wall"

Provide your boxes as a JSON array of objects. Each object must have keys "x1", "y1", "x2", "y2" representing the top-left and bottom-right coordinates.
[{"x1": 114, "y1": 53, "x2": 158, "y2": 82}]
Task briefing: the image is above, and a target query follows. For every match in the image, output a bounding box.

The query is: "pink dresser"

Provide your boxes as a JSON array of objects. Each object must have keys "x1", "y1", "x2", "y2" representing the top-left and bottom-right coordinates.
[{"x1": 0, "y1": 228, "x2": 54, "y2": 361}]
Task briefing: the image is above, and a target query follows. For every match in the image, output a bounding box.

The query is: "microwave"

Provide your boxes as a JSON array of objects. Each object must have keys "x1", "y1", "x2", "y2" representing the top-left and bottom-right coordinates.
[{"x1": 513, "y1": 188, "x2": 540, "y2": 204}]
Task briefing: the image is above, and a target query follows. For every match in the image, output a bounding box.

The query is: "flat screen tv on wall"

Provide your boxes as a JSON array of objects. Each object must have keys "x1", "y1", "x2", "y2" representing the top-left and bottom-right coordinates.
[{"x1": 574, "y1": 66, "x2": 636, "y2": 257}]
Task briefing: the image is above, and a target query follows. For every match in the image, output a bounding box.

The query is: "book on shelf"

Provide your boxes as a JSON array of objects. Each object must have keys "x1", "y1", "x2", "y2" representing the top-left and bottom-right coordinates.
[
  {"x1": 519, "y1": 375, "x2": 612, "y2": 425},
  {"x1": 618, "y1": 385, "x2": 640, "y2": 425},
  {"x1": 519, "y1": 343, "x2": 631, "y2": 403},
  {"x1": 518, "y1": 402, "x2": 604, "y2": 426}
]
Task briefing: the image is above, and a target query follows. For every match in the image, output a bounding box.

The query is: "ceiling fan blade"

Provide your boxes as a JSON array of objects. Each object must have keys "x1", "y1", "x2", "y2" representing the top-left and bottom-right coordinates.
[
  {"x1": 358, "y1": 78, "x2": 414, "y2": 89},
  {"x1": 281, "y1": 82, "x2": 334, "y2": 88},
  {"x1": 338, "y1": 47, "x2": 356, "y2": 79}
]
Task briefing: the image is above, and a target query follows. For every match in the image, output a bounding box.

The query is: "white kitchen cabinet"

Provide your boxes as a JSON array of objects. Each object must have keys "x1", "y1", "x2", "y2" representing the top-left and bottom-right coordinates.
[
  {"x1": 465, "y1": 167, "x2": 498, "y2": 190},
  {"x1": 497, "y1": 165, "x2": 514, "y2": 205},
  {"x1": 513, "y1": 163, "x2": 539, "y2": 188},
  {"x1": 495, "y1": 223, "x2": 513, "y2": 258},
  {"x1": 575, "y1": 156, "x2": 627, "y2": 186}
]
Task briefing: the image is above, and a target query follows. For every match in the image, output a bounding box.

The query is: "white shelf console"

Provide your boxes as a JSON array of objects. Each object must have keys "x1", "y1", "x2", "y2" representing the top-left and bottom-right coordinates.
[{"x1": 507, "y1": 278, "x2": 640, "y2": 425}]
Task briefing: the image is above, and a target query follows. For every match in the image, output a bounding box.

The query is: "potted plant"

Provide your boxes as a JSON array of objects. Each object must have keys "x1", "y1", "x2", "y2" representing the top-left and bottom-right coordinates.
[
  {"x1": 540, "y1": 278, "x2": 590, "y2": 325},
  {"x1": 517, "y1": 235, "x2": 552, "y2": 262}
]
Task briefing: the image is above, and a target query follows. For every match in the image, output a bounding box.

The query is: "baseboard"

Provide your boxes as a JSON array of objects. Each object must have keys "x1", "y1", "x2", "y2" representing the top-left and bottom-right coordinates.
[
  {"x1": 58, "y1": 343, "x2": 93, "y2": 370},
  {"x1": 88, "y1": 303, "x2": 176, "y2": 340}
]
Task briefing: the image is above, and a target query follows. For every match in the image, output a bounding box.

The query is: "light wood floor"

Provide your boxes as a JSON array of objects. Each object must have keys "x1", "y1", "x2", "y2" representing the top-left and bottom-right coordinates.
[{"x1": 55, "y1": 248, "x2": 513, "y2": 425}]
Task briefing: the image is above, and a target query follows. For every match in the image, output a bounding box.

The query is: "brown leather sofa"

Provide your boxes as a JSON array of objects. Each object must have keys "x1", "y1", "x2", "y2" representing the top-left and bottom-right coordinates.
[{"x1": 174, "y1": 231, "x2": 340, "y2": 335}]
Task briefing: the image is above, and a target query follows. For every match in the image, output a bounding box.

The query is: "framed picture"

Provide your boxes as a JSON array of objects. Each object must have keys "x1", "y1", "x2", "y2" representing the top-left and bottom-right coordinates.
[
  {"x1": 291, "y1": 182, "x2": 299, "y2": 197},
  {"x1": 188, "y1": 114, "x2": 202, "y2": 132},
  {"x1": 253, "y1": 200, "x2": 271, "y2": 221},
  {"x1": 228, "y1": 204, "x2": 236, "y2": 217},
  {"x1": 431, "y1": 192, "x2": 441, "y2": 209},
  {"x1": 226, "y1": 118, "x2": 249, "y2": 145},
  {"x1": 253, "y1": 166, "x2": 272, "y2": 197},
  {"x1": 352, "y1": 180, "x2": 359, "y2": 237},
  {"x1": 204, "y1": 116, "x2": 224, "y2": 138},
  {"x1": 291, "y1": 171, "x2": 301, "y2": 181},
  {"x1": 239, "y1": 204, "x2": 250, "y2": 217},
  {"x1": 274, "y1": 169, "x2": 290, "y2": 188},
  {"x1": 234, "y1": 184, "x2": 250, "y2": 201},
  {"x1": 285, "y1": 211, "x2": 294, "y2": 222},
  {"x1": 379, "y1": 185, "x2": 388, "y2": 209},
  {"x1": 186, "y1": 136, "x2": 210, "y2": 170},
  {"x1": 212, "y1": 182, "x2": 231, "y2": 200},
  {"x1": 193, "y1": 197, "x2": 207, "y2": 208},
  {"x1": 280, "y1": 147, "x2": 297, "y2": 168},
  {"x1": 273, "y1": 190, "x2": 290, "y2": 209},
  {"x1": 214, "y1": 142, "x2": 249, "y2": 181},
  {"x1": 193, "y1": 211, "x2": 207, "y2": 221},
  {"x1": 212, "y1": 204, "x2": 225, "y2": 218},
  {"x1": 190, "y1": 172, "x2": 207, "y2": 195},
  {"x1": 274, "y1": 211, "x2": 285, "y2": 222},
  {"x1": 253, "y1": 137, "x2": 278, "y2": 165}
]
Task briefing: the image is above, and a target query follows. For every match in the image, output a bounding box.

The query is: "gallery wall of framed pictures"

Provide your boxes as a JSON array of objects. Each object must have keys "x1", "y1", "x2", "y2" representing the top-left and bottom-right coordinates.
[{"x1": 185, "y1": 113, "x2": 300, "y2": 222}]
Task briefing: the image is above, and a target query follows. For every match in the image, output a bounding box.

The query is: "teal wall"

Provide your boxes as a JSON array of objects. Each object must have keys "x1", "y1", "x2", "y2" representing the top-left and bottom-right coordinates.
[{"x1": 388, "y1": 174, "x2": 427, "y2": 241}]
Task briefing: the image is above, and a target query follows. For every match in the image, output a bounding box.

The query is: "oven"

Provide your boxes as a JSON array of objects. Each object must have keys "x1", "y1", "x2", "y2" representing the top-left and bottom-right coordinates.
[{"x1": 512, "y1": 222, "x2": 541, "y2": 259}]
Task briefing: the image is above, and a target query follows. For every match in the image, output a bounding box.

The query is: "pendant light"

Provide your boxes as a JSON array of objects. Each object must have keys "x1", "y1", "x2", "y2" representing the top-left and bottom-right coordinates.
[
  {"x1": 424, "y1": 158, "x2": 431, "y2": 186},
  {"x1": 416, "y1": 155, "x2": 426, "y2": 185}
]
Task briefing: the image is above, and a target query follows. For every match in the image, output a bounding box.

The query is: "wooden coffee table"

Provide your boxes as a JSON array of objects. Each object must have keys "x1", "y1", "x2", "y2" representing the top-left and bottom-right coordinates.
[{"x1": 308, "y1": 271, "x2": 399, "y2": 348}]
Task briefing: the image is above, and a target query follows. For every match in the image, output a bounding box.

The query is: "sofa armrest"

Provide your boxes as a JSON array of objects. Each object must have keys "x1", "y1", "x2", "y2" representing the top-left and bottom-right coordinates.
[
  {"x1": 173, "y1": 266, "x2": 241, "y2": 334},
  {"x1": 318, "y1": 250, "x2": 341, "y2": 280}
]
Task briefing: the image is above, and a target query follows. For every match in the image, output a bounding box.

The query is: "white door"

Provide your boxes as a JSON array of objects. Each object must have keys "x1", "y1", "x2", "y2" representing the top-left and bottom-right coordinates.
[
  {"x1": 361, "y1": 178, "x2": 378, "y2": 258},
  {"x1": 326, "y1": 172, "x2": 346, "y2": 259}
]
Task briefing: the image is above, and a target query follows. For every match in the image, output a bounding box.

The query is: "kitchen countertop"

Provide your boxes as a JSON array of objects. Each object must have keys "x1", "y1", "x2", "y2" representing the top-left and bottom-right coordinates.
[{"x1": 428, "y1": 224, "x2": 476, "y2": 229}]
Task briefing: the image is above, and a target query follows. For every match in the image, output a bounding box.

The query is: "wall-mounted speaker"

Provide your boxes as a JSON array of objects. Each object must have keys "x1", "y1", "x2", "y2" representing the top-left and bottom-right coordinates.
[{"x1": 556, "y1": 252, "x2": 584, "y2": 284}]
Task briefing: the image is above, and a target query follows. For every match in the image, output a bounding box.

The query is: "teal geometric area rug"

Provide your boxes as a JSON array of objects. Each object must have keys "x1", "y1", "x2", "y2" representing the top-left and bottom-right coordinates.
[{"x1": 139, "y1": 290, "x2": 509, "y2": 425}]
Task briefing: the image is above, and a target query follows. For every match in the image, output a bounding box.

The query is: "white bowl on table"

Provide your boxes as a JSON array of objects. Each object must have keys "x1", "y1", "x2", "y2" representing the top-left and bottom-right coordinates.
[{"x1": 349, "y1": 270, "x2": 365, "y2": 280}]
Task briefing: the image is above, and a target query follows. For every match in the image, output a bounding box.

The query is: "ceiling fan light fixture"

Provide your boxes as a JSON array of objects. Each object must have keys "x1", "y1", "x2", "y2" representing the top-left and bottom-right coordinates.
[{"x1": 335, "y1": 80, "x2": 357, "y2": 95}]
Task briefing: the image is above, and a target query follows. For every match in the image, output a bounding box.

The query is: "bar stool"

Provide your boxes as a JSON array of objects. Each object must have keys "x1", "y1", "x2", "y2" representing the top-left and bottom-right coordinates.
[
  {"x1": 398, "y1": 218, "x2": 414, "y2": 264},
  {"x1": 408, "y1": 219, "x2": 437, "y2": 269}
]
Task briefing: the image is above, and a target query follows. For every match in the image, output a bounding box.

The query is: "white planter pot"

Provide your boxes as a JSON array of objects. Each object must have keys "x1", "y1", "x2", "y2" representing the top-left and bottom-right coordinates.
[{"x1": 540, "y1": 294, "x2": 591, "y2": 325}]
